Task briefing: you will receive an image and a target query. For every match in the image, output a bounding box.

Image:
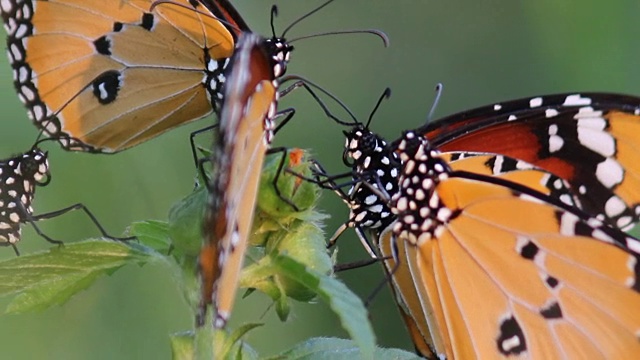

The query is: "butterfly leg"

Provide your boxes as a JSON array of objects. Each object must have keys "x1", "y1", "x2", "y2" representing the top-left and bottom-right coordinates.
[
  {"x1": 189, "y1": 124, "x2": 218, "y2": 168},
  {"x1": 266, "y1": 147, "x2": 301, "y2": 212},
  {"x1": 29, "y1": 203, "x2": 136, "y2": 244},
  {"x1": 196, "y1": 156, "x2": 212, "y2": 189},
  {"x1": 333, "y1": 256, "x2": 387, "y2": 273},
  {"x1": 10, "y1": 244, "x2": 20, "y2": 257},
  {"x1": 272, "y1": 107, "x2": 296, "y2": 135},
  {"x1": 278, "y1": 78, "x2": 357, "y2": 127},
  {"x1": 364, "y1": 234, "x2": 401, "y2": 307},
  {"x1": 304, "y1": 161, "x2": 383, "y2": 257},
  {"x1": 285, "y1": 159, "x2": 355, "y2": 195}
]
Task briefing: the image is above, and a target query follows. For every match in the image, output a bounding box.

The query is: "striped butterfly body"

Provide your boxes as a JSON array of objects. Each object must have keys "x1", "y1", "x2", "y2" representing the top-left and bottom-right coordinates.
[
  {"x1": 1, "y1": 0, "x2": 245, "y2": 152},
  {"x1": 383, "y1": 131, "x2": 640, "y2": 358},
  {"x1": 199, "y1": 32, "x2": 291, "y2": 328},
  {"x1": 0, "y1": 147, "x2": 49, "y2": 254}
]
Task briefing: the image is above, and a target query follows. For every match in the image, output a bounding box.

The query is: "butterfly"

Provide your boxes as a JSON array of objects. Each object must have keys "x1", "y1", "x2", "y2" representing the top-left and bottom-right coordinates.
[
  {"x1": 198, "y1": 31, "x2": 291, "y2": 328},
  {"x1": 379, "y1": 131, "x2": 640, "y2": 358},
  {"x1": 0, "y1": 0, "x2": 245, "y2": 152},
  {"x1": 195, "y1": 0, "x2": 390, "y2": 329},
  {"x1": 328, "y1": 93, "x2": 640, "y2": 255},
  {"x1": 320, "y1": 92, "x2": 640, "y2": 358}
]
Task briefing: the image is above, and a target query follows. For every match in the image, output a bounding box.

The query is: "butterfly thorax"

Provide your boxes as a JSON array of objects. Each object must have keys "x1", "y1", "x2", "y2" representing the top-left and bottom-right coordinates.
[
  {"x1": 343, "y1": 126, "x2": 400, "y2": 230},
  {"x1": 391, "y1": 131, "x2": 453, "y2": 246},
  {"x1": 0, "y1": 148, "x2": 49, "y2": 244}
]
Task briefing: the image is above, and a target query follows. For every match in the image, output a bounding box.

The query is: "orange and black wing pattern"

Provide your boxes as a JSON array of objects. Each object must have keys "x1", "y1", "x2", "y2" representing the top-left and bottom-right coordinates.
[
  {"x1": 205, "y1": 0, "x2": 251, "y2": 37},
  {"x1": 199, "y1": 32, "x2": 284, "y2": 328},
  {"x1": 383, "y1": 131, "x2": 640, "y2": 359},
  {"x1": 1, "y1": 0, "x2": 238, "y2": 152},
  {"x1": 421, "y1": 93, "x2": 640, "y2": 231}
]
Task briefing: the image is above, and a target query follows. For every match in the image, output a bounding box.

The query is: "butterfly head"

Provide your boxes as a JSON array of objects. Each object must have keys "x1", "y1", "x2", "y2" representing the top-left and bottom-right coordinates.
[
  {"x1": 342, "y1": 125, "x2": 389, "y2": 168},
  {"x1": 264, "y1": 37, "x2": 293, "y2": 78},
  {"x1": 17, "y1": 148, "x2": 51, "y2": 187}
]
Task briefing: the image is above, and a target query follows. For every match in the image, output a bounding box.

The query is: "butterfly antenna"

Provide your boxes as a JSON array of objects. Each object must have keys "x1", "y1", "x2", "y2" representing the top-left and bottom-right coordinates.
[
  {"x1": 33, "y1": 126, "x2": 48, "y2": 147},
  {"x1": 280, "y1": 74, "x2": 358, "y2": 125},
  {"x1": 425, "y1": 83, "x2": 444, "y2": 125},
  {"x1": 270, "y1": 5, "x2": 278, "y2": 38},
  {"x1": 277, "y1": 0, "x2": 388, "y2": 47},
  {"x1": 364, "y1": 236, "x2": 401, "y2": 307},
  {"x1": 281, "y1": 0, "x2": 336, "y2": 38},
  {"x1": 289, "y1": 29, "x2": 389, "y2": 48},
  {"x1": 31, "y1": 114, "x2": 60, "y2": 149},
  {"x1": 365, "y1": 87, "x2": 391, "y2": 129}
]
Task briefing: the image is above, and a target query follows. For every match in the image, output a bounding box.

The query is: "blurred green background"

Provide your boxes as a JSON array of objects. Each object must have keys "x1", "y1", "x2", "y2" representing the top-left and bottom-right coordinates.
[{"x1": 0, "y1": 0, "x2": 638, "y2": 358}]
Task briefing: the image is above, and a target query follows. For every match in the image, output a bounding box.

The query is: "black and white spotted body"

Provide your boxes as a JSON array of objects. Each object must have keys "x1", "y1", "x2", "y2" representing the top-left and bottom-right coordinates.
[
  {"x1": 390, "y1": 132, "x2": 452, "y2": 245},
  {"x1": 0, "y1": 147, "x2": 49, "y2": 246},
  {"x1": 323, "y1": 125, "x2": 401, "y2": 257},
  {"x1": 343, "y1": 126, "x2": 400, "y2": 231}
]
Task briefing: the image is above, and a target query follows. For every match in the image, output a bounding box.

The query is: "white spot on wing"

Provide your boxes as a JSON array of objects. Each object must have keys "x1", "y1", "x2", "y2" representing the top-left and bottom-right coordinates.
[
  {"x1": 577, "y1": 126, "x2": 615, "y2": 157},
  {"x1": 626, "y1": 238, "x2": 640, "y2": 254},
  {"x1": 596, "y1": 158, "x2": 624, "y2": 189},
  {"x1": 563, "y1": 94, "x2": 592, "y2": 106},
  {"x1": 529, "y1": 97, "x2": 543, "y2": 108},
  {"x1": 592, "y1": 229, "x2": 614, "y2": 244},
  {"x1": 577, "y1": 117, "x2": 607, "y2": 130},
  {"x1": 502, "y1": 336, "x2": 522, "y2": 353},
  {"x1": 0, "y1": 0, "x2": 13, "y2": 15},
  {"x1": 545, "y1": 109, "x2": 559, "y2": 118},
  {"x1": 605, "y1": 196, "x2": 626, "y2": 217},
  {"x1": 559, "y1": 212, "x2": 579, "y2": 236}
]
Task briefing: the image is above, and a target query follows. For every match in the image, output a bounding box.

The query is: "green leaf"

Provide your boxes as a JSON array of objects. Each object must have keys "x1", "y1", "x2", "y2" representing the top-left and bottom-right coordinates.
[
  {"x1": 130, "y1": 220, "x2": 171, "y2": 253},
  {"x1": 192, "y1": 324, "x2": 261, "y2": 360},
  {"x1": 269, "y1": 221, "x2": 333, "y2": 301},
  {"x1": 168, "y1": 184, "x2": 208, "y2": 257},
  {"x1": 256, "y1": 149, "x2": 320, "y2": 221},
  {"x1": 242, "y1": 220, "x2": 333, "y2": 305},
  {"x1": 170, "y1": 331, "x2": 195, "y2": 360},
  {"x1": 0, "y1": 240, "x2": 158, "y2": 314},
  {"x1": 271, "y1": 255, "x2": 375, "y2": 359},
  {"x1": 216, "y1": 323, "x2": 262, "y2": 359},
  {"x1": 267, "y1": 337, "x2": 421, "y2": 360}
]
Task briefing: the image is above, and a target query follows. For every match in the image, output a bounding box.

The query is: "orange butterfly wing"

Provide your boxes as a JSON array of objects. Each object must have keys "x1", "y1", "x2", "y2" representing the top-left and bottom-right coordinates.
[
  {"x1": 2, "y1": 0, "x2": 234, "y2": 152},
  {"x1": 386, "y1": 133, "x2": 640, "y2": 358},
  {"x1": 377, "y1": 151, "x2": 581, "y2": 358},
  {"x1": 199, "y1": 32, "x2": 278, "y2": 328}
]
